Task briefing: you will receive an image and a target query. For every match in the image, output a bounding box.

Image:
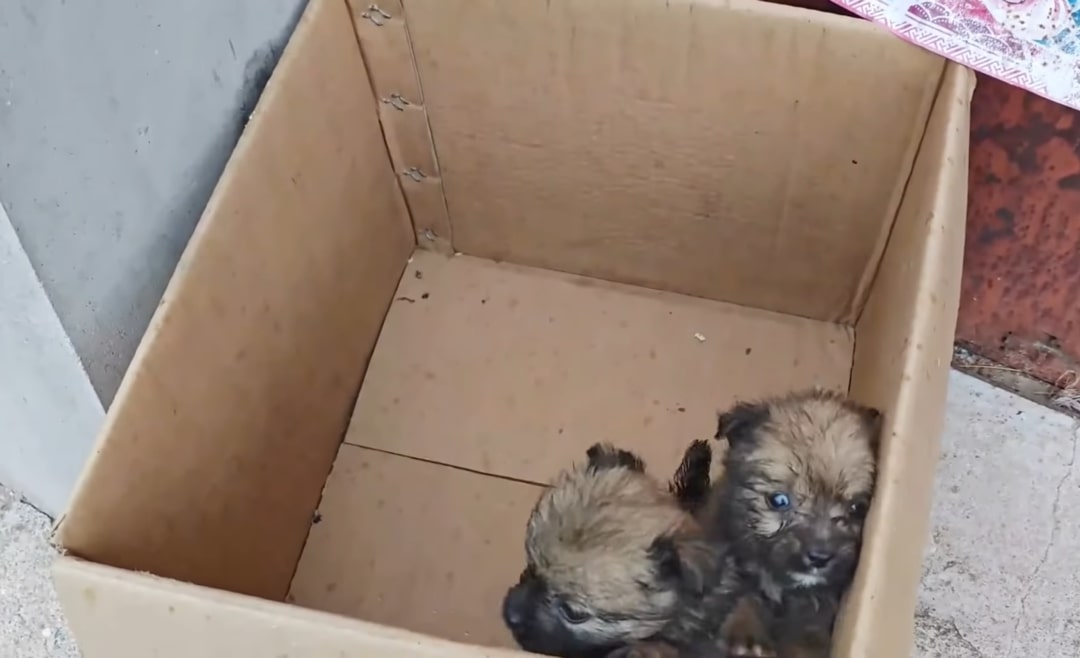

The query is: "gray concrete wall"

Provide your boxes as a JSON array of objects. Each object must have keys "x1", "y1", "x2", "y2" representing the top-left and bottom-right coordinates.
[
  {"x1": 0, "y1": 0, "x2": 307, "y2": 514},
  {"x1": 0, "y1": 203, "x2": 102, "y2": 517},
  {"x1": 0, "y1": 0, "x2": 307, "y2": 407}
]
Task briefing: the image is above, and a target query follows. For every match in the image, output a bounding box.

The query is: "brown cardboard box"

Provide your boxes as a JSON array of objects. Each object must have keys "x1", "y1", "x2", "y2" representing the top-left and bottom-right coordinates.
[{"x1": 49, "y1": 0, "x2": 974, "y2": 656}]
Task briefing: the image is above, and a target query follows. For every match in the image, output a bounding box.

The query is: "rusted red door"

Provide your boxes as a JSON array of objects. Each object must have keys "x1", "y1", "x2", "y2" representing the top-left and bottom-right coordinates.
[{"x1": 958, "y1": 76, "x2": 1080, "y2": 388}]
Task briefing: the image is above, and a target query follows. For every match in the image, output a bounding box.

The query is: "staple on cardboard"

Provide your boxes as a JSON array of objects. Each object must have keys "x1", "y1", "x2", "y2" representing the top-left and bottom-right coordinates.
[
  {"x1": 361, "y1": 5, "x2": 391, "y2": 26},
  {"x1": 382, "y1": 93, "x2": 412, "y2": 111},
  {"x1": 403, "y1": 167, "x2": 427, "y2": 181}
]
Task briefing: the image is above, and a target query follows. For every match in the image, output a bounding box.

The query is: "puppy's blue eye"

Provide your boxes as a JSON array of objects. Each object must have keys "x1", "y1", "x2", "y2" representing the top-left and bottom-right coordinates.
[{"x1": 767, "y1": 492, "x2": 791, "y2": 510}]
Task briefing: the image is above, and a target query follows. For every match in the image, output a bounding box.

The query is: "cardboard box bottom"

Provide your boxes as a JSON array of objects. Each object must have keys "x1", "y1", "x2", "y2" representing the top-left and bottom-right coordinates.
[{"x1": 287, "y1": 250, "x2": 855, "y2": 648}]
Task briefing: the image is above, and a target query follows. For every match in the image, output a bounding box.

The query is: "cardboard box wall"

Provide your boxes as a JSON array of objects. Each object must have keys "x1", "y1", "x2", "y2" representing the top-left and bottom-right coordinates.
[{"x1": 51, "y1": 0, "x2": 974, "y2": 656}]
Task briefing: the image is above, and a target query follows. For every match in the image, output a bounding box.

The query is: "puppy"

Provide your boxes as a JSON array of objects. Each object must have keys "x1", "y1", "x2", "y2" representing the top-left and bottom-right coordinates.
[
  {"x1": 705, "y1": 388, "x2": 883, "y2": 657},
  {"x1": 502, "y1": 443, "x2": 739, "y2": 658}
]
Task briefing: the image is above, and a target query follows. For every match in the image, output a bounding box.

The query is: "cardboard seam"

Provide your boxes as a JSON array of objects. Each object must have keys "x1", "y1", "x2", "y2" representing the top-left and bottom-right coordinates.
[
  {"x1": 343, "y1": 0, "x2": 424, "y2": 250},
  {"x1": 347, "y1": 0, "x2": 455, "y2": 252},
  {"x1": 398, "y1": 0, "x2": 455, "y2": 251},
  {"x1": 281, "y1": 469, "x2": 336, "y2": 603},
  {"x1": 843, "y1": 323, "x2": 858, "y2": 397},
  {"x1": 339, "y1": 443, "x2": 550, "y2": 489},
  {"x1": 847, "y1": 60, "x2": 949, "y2": 327}
]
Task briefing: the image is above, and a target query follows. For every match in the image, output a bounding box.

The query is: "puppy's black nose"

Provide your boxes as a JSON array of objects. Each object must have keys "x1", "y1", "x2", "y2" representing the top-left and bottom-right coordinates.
[
  {"x1": 803, "y1": 549, "x2": 834, "y2": 568},
  {"x1": 502, "y1": 586, "x2": 529, "y2": 629}
]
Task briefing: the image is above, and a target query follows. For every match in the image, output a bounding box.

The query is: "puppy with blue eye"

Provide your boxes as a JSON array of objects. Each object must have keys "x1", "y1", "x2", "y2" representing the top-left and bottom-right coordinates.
[
  {"x1": 502, "y1": 442, "x2": 741, "y2": 658},
  {"x1": 704, "y1": 388, "x2": 883, "y2": 657}
]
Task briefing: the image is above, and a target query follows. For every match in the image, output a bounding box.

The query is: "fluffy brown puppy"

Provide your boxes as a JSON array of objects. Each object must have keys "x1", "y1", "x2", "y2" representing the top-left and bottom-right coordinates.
[
  {"x1": 502, "y1": 443, "x2": 738, "y2": 658},
  {"x1": 707, "y1": 388, "x2": 882, "y2": 657}
]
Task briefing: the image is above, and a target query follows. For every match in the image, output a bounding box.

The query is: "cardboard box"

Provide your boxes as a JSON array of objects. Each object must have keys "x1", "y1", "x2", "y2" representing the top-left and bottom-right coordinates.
[{"x1": 50, "y1": 0, "x2": 974, "y2": 656}]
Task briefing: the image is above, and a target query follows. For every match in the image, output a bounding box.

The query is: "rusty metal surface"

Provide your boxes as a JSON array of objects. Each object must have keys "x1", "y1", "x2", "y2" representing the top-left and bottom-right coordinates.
[{"x1": 958, "y1": 74, "x2": 1080, "y2": 388}]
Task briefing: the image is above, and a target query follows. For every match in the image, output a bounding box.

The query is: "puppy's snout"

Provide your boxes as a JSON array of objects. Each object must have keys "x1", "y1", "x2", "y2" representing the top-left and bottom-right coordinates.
[
  {"x1": 803, "y1": 547, "x2": 835, "y2": 569},
  {"x1": 502, "y1": 584, "x2": 530, "y2": 629}
]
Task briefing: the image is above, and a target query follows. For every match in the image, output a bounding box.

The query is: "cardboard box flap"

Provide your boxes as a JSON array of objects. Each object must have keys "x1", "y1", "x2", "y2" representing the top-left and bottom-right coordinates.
[
  {"x1": 401, "y1": 0, "x2": 945, "y2": 322},
  {"x1": 53, "y1": 556, "x2": 527, "y2": 658},
  {"x1": 841, "y1": 62, "x2": 975, "y2": 658},
  {"x1": 54, "y1": 0, "x2": 416, "y2": 601},
  {"x1": 346, "y1": 251, "x2": 853, "y2": 484}
]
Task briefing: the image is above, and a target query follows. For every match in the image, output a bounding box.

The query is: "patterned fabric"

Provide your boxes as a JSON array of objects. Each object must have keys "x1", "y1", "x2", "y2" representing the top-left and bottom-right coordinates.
[{"x1": 837, "y1": 0, "x2": 1080, "y2": 110}]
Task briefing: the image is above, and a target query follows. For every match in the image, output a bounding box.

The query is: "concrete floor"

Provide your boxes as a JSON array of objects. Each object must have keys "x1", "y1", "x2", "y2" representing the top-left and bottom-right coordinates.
[
  {"x1": 0, "y1": 369, "x2": 1076, "y2": 657},
  {"x1": 916, "y1": 371, "x2": 1080, "y2": 656},
  {"x1": 0, "y1": 486, "x2": 77, "y2": 657}
]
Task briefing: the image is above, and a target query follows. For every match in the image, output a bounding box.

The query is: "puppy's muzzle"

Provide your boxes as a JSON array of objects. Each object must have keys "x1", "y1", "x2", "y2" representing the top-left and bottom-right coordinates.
[
  {"x1": 502, "y1": 583, "x2": 531, "y2": 631},
  {"x1": 802, "y1": 547, "x2": 835, "y2": 569}
]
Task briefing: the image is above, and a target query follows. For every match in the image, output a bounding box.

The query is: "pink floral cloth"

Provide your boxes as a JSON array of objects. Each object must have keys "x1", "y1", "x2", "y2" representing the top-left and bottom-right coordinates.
[{"x1": 837, "y1": 0, "x2": 1080, "y2": 110}]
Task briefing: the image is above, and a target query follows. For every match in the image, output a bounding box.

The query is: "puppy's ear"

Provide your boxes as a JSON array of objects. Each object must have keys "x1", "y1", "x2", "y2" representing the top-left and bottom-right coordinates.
[
  {"x1": 649, "y1": 534, "x2": 714, "y2": 596},
  {"x1": 856, "y1": 404, "x2": 884, "y2": 455},
  {"x1": 586, "y1": 442, "x2": 646, "y2": 473},
  {"x1": 669, "y1": 440, "x2": 712, "y2": 512},
  {"x1": 715, "y1": 402, "x2": 769, "y2": 446}
]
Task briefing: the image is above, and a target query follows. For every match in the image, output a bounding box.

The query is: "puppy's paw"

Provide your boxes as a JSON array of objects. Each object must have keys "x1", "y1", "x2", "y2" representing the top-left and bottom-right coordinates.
[
  {"x1": 774, "y1": 629, "x2": 832, "y2": 658},
  {"x1": 722, "y1": 628, "x2": 775, "y2": 658},
  {"x1": 724, "y1": 640, "x2": 775, "y2": 658},
  {"x1": 720, "y1": 597, "x2": 776, "y2": 658}
]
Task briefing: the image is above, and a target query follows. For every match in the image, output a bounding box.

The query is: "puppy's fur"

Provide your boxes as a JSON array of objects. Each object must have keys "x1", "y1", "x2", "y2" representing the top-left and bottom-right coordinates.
[
  {"x1": 706, "y1": 388, "x2": 882, "y2": 657},
  {"x1": 668, "y1": 439, "x2": 715, "y2": 515},
  {"x1": 503, "y1": 443, "x2": 739, "y2": 658}
]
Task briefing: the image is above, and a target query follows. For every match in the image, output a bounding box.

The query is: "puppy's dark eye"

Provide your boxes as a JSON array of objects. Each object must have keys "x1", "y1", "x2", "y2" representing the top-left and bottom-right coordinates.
[
  {"x1": 848, "y1": 499, "x2": 869, "y2": 518},
  {"x1": 766, "y1": 492, "x2": 791, "y2": 510},
  {"x1": 557, "y1": 600, "x2": 590, "y2": 624}
]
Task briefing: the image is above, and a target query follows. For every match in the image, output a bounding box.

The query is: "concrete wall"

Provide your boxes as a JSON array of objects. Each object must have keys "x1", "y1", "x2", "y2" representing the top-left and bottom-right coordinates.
[
  {"x1": 0, "y1": 204, "x2": 103, "y2": 516},
  {"x1": 0, "y1": 0, "x2": 307, "y2": 515}
]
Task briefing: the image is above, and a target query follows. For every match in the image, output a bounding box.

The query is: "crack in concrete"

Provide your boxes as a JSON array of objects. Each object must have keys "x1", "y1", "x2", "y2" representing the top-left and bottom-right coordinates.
[
  {"x1": 946, "y1": 618, "x2": 987, "y2": 658},
  {"x1": 1003, "y1": 420, "x2": 1080, "y2": 658},
  {"x1": 915, "y1": 608, "x2": 987, "y2": 657}
]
